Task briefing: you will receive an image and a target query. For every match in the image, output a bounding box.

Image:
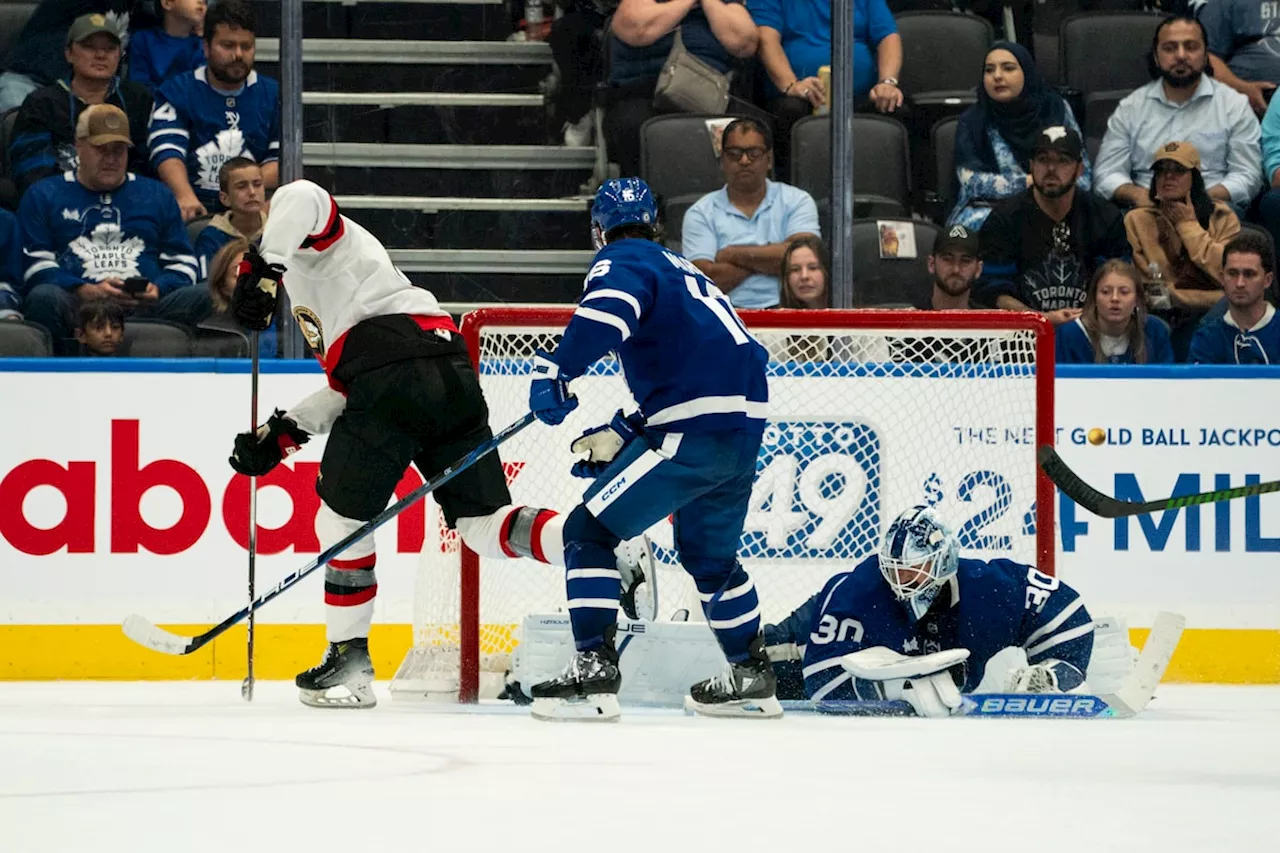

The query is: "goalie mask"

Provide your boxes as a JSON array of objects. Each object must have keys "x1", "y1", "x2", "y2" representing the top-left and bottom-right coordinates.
[
  {"x1": 879, "y1": 506, "x2": 959, "y2": 623},
  {"x1": 590, "y1": 177, "x2": 657, "y2": 249}
]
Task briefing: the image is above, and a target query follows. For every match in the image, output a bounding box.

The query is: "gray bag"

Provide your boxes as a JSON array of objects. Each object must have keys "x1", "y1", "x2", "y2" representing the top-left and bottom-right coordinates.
[{"x1": 653, "y1": 28, "x2": 731, "y2": 115}]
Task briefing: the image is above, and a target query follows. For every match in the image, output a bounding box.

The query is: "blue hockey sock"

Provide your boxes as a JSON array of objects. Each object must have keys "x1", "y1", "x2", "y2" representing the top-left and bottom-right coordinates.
[
  {"x1": 564, "y1": 541, "x2": 621, "y2": 651},
  {"x1": 695, "y1": 565, "x2": 760, "y2": 663}
]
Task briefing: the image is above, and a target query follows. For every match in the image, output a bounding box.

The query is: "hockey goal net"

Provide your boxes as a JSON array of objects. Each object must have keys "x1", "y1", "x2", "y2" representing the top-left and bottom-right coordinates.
[{"x1": 392, "y1": 308, "x2": 1054, "y2": 701}]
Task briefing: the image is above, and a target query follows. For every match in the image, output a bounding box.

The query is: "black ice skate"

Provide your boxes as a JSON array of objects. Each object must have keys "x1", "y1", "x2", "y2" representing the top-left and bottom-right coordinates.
[
  {"x1": 686, "y1": 635, "x2": 783, "y2": 719},
  {"x1": 530, "y1": 625, "x2": 621, "y2": 722},
  {"x1": 297, "y1": 638, "x2": 376, "y2": 708}
]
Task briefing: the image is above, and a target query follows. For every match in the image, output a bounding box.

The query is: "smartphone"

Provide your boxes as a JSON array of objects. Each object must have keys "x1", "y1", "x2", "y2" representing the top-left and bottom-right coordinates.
[{"x1": 123, "y1": 277, "x2": 149, "y2": 295}]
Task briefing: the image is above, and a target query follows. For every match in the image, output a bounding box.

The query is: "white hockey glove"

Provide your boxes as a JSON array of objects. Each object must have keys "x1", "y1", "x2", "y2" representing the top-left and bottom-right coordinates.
[
  {"x1": 1006, "y1": 659, "x2": 1086, "y2": 694},
  {"x1": 569, "y1": 410, "x2": 645, "y2": 478},
  {"x1": 841, "y1": 646, "x2": 970, "y2": 718}
]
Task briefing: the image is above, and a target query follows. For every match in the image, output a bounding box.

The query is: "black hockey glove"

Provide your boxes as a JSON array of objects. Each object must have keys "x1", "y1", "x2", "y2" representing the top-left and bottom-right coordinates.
[
  {"x1": 230, "y1": 245, "x2": 285, "y2": 332},
  {"x1": 229, "y1": 410, "x2": 311, "y2": 477}
]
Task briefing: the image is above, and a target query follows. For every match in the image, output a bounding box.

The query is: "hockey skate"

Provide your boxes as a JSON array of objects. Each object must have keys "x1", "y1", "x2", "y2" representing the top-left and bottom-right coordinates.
[
  {"x1": 297, "y1": 638, "x2": 377, "y2": 708},
  {"x1": 530, "y1": 625, "x2": 621, "y2": 722},
  {"x1": 616, "y1": 534, "x2": 657, "y2": 621},
  {"x1": 686, "y1": 636, "x2": 783, "y2": 719}
]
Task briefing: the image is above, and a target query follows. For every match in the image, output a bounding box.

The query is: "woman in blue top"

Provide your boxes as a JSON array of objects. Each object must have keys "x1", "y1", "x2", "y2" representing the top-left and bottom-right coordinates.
[
  {"x1": 1056, "y1": 260, "x2": 1174, "y2": 365},
  {"x1": 603, "y1": 0, "x2": 758, "y2": 178},
  {"x1": 950, "y1": 42, "x2": 1089, "y2": 230}
]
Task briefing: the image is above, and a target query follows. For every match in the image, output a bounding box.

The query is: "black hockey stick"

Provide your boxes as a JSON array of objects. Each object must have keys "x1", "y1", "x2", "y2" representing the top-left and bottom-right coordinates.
[
  {"x1": 243, "y1": 331, "x2": 260, "y2": 702},
  {"x1": 123, "y1": 411, "x2": 539, "y2": 656},
  {"x1": 1038, "y1": 445, "x2": 1280, "y2": 518}
]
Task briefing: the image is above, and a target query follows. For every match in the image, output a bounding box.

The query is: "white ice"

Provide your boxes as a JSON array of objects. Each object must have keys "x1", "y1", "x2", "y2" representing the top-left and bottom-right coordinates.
[{"x1": 1, "y1": 683, "x2": 1278, "y2": 853}]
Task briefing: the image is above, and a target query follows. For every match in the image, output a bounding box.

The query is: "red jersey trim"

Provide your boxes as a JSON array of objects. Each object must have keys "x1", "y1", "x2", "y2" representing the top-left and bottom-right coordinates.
[{"x1": 301, "y1": 197, "x2": 344, "y2": 252}]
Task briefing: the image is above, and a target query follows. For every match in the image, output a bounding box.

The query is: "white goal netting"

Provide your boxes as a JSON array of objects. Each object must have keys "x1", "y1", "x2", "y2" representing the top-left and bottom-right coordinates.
[{"x1": 392, "y1": 308, "x2": 1053, "y2": 701}]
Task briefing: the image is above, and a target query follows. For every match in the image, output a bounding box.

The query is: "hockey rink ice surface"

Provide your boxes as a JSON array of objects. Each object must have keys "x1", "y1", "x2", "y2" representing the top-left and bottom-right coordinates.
[{"x1": 1, "y1": 683, "x2": 1278, "y2": 852}]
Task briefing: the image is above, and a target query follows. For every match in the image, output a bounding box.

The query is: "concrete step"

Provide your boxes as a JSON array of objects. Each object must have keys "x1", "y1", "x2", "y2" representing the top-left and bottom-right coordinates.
[
  {"x1": 300, "y1": 101, "x2": 549, "y2": 145},
  {"x1": 404, "y1": 270, "x2": 583, "y2": 304},
  {"x1": 250, "y1": 0, "x2": 510, "y2": 42},
  {"x1": 346, "y1": 206, "x2": 589, "y2": 250}
]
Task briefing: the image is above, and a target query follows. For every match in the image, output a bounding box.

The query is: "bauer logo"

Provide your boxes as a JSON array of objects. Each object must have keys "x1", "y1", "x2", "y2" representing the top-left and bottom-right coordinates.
[
  {"x1": 739, "y1": 421, "x2": 881, "y2": 560},
  {"x1": 976, "y1": 696, "x2": 1107, "y2": 716}
]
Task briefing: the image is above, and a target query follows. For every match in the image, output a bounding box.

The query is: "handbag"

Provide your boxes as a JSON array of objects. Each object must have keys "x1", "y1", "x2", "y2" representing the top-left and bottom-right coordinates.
[{"x1": 652, "y1": 28, "x2": 731, "y2": 115}]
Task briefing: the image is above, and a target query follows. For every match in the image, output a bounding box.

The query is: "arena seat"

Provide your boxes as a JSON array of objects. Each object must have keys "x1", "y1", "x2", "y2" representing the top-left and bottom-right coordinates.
[
  {"x1": 121, "y1": 319, "x2": 195, "y2": 357},
  {"x1": 0, "y1": 319, "x2": 53, "y2": 356},
  {"x1": 851, "y1": 218, "x2": 940, "y2": 308},
  {"x1": 793, "y1": 114, "x2": 910, "y2": 219}
]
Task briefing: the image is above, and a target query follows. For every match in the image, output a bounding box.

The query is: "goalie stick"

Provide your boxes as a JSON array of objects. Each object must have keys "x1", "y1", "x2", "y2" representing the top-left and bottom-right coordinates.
[
  {"x1": 1039, "y1": 445, "x2": 1280, "y2": 518},
  {"x1": 123, "y1": 411, "x2": 539, "y2": 656},
  {"x1": 777, "y1": 611, "x2": 1185, "y2": 719}
]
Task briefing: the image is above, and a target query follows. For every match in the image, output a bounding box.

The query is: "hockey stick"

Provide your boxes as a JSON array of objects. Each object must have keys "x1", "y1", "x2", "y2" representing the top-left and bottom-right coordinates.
[
  {"x1": 1039, "y1": 445, "x2": 1280, "y2": 518},
  {"x1": 243, "y1": 331, "x2": 260, "y2": 702},
  {"x1": 777, "y1": 611, "x2": 1185, "y2": 719},
  {"x1": 123, "y1": 410, "x2": 539, "y2": 656}
]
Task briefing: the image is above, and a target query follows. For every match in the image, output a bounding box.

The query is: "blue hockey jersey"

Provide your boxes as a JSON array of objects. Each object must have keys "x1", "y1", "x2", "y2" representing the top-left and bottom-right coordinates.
[
  {"x1": 1188, "y1": 304, "x2": 1280, "y2": 365},
  {"x1": 552, "y1": 237, "x2": 769, "y2": 432},
  {"x1": 148, "y1": 67, "x2": 280, "y2": 209},
  {"x1": 766, "y1": 556, "x2": 1094, "y2": 699},
  {"x1": 18, "y1": 171, "x2": 199, "y2": 294},
  {"x1": 1055, "y1": 315, "x2": 1174, "y2": 365},
  {"x1": 0, "y1": 208, "x2": 22, "y2": 318},
  {"x1": 127, "y1": 29, "x2": 206, "y2": 94}
]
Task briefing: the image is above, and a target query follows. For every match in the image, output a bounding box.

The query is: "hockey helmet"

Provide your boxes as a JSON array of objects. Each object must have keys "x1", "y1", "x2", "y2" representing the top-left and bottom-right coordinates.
[
  {"x1": 591, "y1": 178, "x2": 657, "y2": 249},
  {"x1": 879, "y1": 505, "x2": 960, "y2": 622}
]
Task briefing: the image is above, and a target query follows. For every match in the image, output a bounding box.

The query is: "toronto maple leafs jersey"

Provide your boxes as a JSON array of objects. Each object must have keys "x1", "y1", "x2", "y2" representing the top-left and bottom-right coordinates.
[
  {"x1": 764, "y1": 556, "x2": 1094, "y2": 699},
  {"x1": 260, "y1": 179, "x2": 456, "y2": 396},
  {"x1": 551, "y1": 238, "x2": 769, "y2": 432},
  {"x1": 1188, "y1": 304, "x2": 1280, "y2": 364},
  {"x1": 148, "y1": 67, "x2": 280, "y2": 209},
  {"x1": 17, "y1": 171, "x2": 198, "y2": 294}
]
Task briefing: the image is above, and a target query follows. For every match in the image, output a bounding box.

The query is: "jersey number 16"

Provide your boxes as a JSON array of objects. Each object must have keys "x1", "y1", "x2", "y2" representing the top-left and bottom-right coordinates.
[{"x1": 684, "y1": 275, "x2": 755, "y2": 346}]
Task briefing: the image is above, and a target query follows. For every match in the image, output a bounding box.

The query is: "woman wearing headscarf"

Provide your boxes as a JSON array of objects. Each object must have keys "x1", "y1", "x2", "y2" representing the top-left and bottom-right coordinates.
[{"x1": 949, "y1": 41, "x2": 1090, "y2": 230}]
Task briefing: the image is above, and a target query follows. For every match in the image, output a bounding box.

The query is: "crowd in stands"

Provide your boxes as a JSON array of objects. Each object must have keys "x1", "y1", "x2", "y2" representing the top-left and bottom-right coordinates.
[{"x1": 1, "y1": 0, "x2": 1278, "y2": 366}]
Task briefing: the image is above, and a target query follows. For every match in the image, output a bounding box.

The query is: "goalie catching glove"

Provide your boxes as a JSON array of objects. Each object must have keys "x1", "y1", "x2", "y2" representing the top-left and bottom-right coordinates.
[
  {"x1": 229, "y1": 409, "x2": 311, "y2": 477},
  {"x1": 841, "y1": 646, "x2": 970, "y2": 718},
  {"x1": 570, "y1": 410, "x2": 645, "y2": 478},
  {"x1": 230, "y1": 245, "x2": 286, "y2": 331}
]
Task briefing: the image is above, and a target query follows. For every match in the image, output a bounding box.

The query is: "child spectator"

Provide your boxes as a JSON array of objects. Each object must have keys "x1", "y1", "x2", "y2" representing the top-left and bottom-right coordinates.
[
  {"x1": 1056, "y1": 259, "x2": 1174, "y2": 365},
  {"x1": 128, "y1": 0, "x2": 207, "y2": 94},
  {"x1": 206, "y1": 236, "x2": 276, "y2": 355},
  {"x1": 193, "y1": 157, "x2": 266, "y2": 279},
  {"x1": 1189, "y1": 231, "x2": 1280, "y2": 364},
  {"x1": 0, "y1": 208, "x2": 21, "y2": 320},
  {"x1": 778, "y1": 235, "x2": 830, "y2": 309},
  {"x1": 75, "y1": 297, "x2": 125, "y2": 356}
]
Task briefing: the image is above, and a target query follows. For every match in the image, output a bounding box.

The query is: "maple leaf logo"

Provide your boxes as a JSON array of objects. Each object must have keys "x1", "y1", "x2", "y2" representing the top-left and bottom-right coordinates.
[
  {"x1": 69, "y1": 221, "x2": 145, "y2": 281},
  {"x1": 194, "y1": 129, "x2": 247, "y2": 192}
]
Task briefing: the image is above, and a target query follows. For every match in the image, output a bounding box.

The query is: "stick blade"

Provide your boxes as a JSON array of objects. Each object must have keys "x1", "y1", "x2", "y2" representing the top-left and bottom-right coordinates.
[{"x1": 122, "y1": 615, "x2": 196, "y2": 656}]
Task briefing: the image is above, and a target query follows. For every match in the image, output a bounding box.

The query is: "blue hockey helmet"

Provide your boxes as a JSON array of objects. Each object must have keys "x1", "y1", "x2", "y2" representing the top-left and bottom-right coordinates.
[
  {"x1": 879, "y1": 506, "x2": 960, "y2": 623},
  {"x1": 591, "y1": 178, "x2": 657, "y2": 249}
]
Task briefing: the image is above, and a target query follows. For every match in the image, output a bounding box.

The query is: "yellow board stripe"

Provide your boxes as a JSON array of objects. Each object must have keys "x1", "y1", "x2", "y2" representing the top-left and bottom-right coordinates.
[{"x1": 0, "y1": 625, "x2": 1277, "y2": 683}]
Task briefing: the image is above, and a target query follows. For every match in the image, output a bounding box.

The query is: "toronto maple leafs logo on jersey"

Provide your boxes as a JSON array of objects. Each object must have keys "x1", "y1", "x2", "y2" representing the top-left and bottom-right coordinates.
[
  {"x1": 1024, "y1": 256, "x2": 1084, "y2": 311},
  {"x1": 195, "y1": 128, "x2": 250, "y2": 192},
  {"x1": 68, "y1": 206, "x2": 145, "y2": 281}
]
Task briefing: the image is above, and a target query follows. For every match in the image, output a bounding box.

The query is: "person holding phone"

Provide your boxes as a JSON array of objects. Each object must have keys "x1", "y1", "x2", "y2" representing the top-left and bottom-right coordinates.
[{"x1": 1123, "y1": 140, "x2": 1241, "y2": 360}]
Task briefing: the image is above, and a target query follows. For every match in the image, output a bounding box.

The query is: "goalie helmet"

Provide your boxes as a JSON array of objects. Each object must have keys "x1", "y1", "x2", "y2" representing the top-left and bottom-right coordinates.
[
  {"x1": 591, "y1": 178, "x2": 657, "y2": 249},
  {"x1": 879, "y1": 505, "x2": 959, "y2": 623}
]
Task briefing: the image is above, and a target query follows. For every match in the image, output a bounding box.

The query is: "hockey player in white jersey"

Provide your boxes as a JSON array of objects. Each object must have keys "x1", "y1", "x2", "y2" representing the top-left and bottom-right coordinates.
[{"x1": 226, "y1": 179, "x2": 647, "y2": 708}]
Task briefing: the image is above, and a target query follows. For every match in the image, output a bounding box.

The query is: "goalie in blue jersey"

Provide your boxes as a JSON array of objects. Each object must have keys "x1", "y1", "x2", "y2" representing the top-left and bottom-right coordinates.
[
  {"x1": 763, "y1": 505, "x2": 1098, "y2": 718},
  {"x1": 526, "y1": 178, "x2": 778, "y2": 722}
]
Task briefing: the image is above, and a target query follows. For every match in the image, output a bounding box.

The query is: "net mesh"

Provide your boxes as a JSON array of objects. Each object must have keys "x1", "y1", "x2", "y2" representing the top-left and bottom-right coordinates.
[{"x1": 391, "y1": 311, "x2": 1049, "y2": 700}]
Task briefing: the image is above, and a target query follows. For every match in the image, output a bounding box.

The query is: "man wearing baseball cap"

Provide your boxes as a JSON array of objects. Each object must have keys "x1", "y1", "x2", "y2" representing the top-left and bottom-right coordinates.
[
  {"x1": 18, "y1": 104, "x2": 210, "y2": 355},
  {"x1": 8, "y1": 12, "x2": 153, "y2": 198},
  {"x1": 978, "y1": 125, "x2": 1130, "y2": 323},
  {"x1": 917, "y1": 225, "x2": 983, "y2": 310}
]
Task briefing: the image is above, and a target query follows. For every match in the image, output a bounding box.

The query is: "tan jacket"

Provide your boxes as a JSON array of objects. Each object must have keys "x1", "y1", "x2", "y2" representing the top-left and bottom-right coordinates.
[{"x1": 1124, "y1": 201, "x2": 1240, "y2": 290}]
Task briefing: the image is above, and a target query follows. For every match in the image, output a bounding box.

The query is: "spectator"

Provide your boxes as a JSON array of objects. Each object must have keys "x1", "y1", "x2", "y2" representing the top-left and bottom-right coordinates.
[
  {"x1": 604, "y1": 0, "x2": 758, "y2": 177},
  {"x1": 128, "y1": 0, "x2": 207, "y2": 94},
  {"x1": 206, "y1": 236, "x2": 277, "y2": 355},
  {"x1": 752, "y1": 0, "x2": 902, "y2": 182},
  {"x1": 0, "y1": 208, "x2": 22, "y2": 320},
  {"x1": 1124, "y1": 140, "x2": 1240, "y2": 360},
  {"x1": 19, "y1": 105, "x2": 209, "y2": 355},
  {"x1": 1093, "y1": 15, "x2": 1262, "y2": 216},
  {"x1": 778, "y1": 234, "x2": 829, "y2": 309},
  {"x1": 74, "y1": 297, "x2": 125, "y2": 355},
  {"x1": 547, "y1": 1, "x2": 613, "y2": 146},
  {"x1": 1200, "y1": 0, "x2": 1279, "y2": 116},
  {"x1": 917, "y1": 225, "x2": 983, "y2": 310},
  {"x1": 951, "y1": 42, "x2": 1090, "y2": 230},
  {"x1": 979, "y1": 126, "x2": 1129, "y2": 324},
  {"x1": 1254, "y1": 89, "x2": 1280, "y2": 252},
  {"x1": 1056, "y1": 260, "x2": 1174, "y2": 365},
  {"x1": 149, "y1": 0, "x2": 280, "y2": 221},
  {"x1": 193, "y1": 157, "x2": 266, "y2": 280},
  {"x1": 681, "y1": 117, "x2": 821, "y2": 309},
  {"x1": 8, "y1": 13, "x2": 153, "y2": 198},
  {"x1": 1189, "y1": 231, "x2": 1280, "y2": 363}
]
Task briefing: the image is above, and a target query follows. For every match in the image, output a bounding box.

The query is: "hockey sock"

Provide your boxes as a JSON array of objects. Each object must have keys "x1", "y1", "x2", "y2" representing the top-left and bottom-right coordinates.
[
  {"x1": 318, "y1": 502, "x2": 377, "y2": 642},
  {"x1": 563, "y1": 505, "x2": 621, "y2": 651},
  {"x1": 456, "y1": 505, "x2": 566, "y2": 566},
  {"x1": 693, "y1": 564, "x2": 761, "y2": 663}
]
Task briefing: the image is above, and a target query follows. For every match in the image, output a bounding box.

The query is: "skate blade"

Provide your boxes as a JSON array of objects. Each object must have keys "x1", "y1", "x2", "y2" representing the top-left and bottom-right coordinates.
[
  {"x1": 684, "y1": 695, "x2": 783, "y2": 719},
  {"x1": 530, "y1": 694, "x2": 620, "y2": 722},
  {"x1": 299, "y1": 684, "x2": 377, "y2": 709}
]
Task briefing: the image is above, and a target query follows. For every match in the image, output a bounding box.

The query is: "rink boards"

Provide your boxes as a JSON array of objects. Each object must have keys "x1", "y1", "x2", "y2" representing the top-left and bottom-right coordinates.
[{"x1": 0, "y1": 359, "x2": 1278, "y2": 683}]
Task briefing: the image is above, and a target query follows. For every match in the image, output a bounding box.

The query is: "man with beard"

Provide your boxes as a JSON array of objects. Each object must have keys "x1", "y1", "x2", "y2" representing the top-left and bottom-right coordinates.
[
  {"x1": 978, "y1": 126, "x2": 1129, "y2": 324},
  {"x1": 148, "y1": 0, "x2": 280, "y2": 221},
  {"x1": 1094, "y1": 15, "x2": 1261, "y2": 215},
  {"x1": 915, "y1": 225, "x2": 982, "y2": 310}
]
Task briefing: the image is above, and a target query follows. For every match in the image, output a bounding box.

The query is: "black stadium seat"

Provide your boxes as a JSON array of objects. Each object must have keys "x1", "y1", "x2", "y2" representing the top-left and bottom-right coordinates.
[
  {"x1": 121, "y1": 319, "x2": 194, "y2": 357},
  {"x1": 1061, "y1": 11, "x2": 1165, "y2": 154},
  {"x1": 638, "y1": 114, "x2": 730, "y2": 248},
  {"x1": 851, "y1": 218, "x2": 941, "y2": 308},
  {"x1": 0, "y1": 320, "x2": 53, "y2": 356},
  {"x1": 792, "y1": 114, "x2": 911, "y2": 219}
]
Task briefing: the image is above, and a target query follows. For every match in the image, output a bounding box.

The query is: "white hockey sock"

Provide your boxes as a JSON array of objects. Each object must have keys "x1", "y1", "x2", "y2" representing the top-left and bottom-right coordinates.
[
  {"x1": 317, "y1": 502, "x2": 377, "y2": 642},
  {"x1": 456, "y1": 505, "x2": 566, "y2": 566}
]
